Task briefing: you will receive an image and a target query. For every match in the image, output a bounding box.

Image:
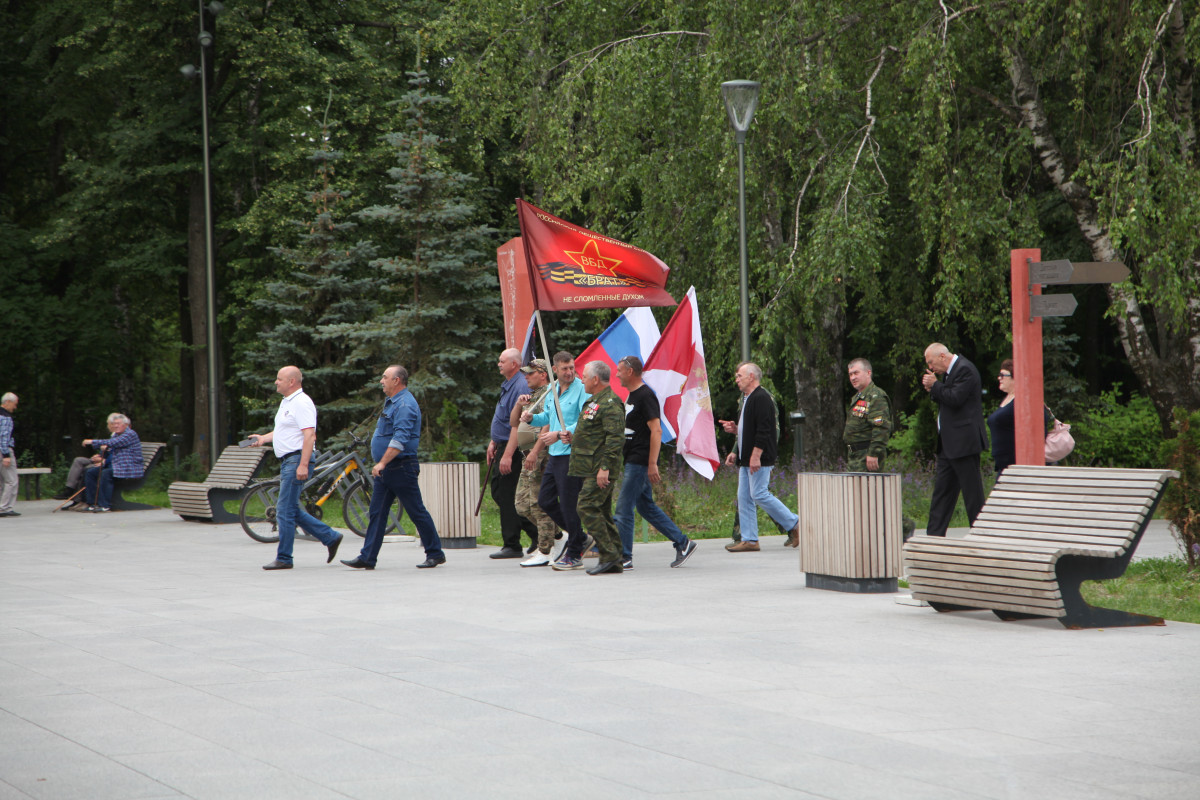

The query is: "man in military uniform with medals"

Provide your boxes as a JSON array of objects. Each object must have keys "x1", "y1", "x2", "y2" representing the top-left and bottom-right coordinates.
[
  {"x1": 843, "y1": 358, "x2": 892, "y2": 472},
  {"x1": 568, "y1": 361, "x2": 627, "y2": 575}
]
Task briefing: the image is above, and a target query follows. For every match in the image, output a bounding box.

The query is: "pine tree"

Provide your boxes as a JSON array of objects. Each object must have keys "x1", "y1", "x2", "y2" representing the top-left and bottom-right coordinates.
[
  {"x1": 347, "y1": 70, "x2": 500, "y2": 454},
  {"x1": 238, "y1": 104, "x2": 382, "y2": 436}
]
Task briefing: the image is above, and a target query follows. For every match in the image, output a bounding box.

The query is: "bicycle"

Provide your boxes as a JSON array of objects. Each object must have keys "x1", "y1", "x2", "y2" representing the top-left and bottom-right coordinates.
[{"x1": 239, "y1": 433, "x2": 403, "y2": 543}]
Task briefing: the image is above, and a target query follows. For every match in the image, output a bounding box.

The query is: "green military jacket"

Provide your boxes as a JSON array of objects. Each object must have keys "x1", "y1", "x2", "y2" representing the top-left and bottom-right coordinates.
[
  {"x1": 567, "y1": 385, "x2": 625, "y2": 478},
  {"x1": 843, "y1": 382, "x2": 892, "y2": 458}
]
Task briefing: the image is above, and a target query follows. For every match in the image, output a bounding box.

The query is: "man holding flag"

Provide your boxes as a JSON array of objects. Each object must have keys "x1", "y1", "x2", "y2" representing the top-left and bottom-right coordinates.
[
  {"x1": 615, "y1": 356, "x2": 697, "y2": 569},
  {"x1": 487, "y1": 348, "x2": 539, "y2": 559}
]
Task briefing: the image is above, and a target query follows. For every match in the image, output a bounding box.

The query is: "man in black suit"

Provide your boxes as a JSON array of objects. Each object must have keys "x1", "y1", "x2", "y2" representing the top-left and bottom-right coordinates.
[{"x1": 921, "y1": 343, "x2": 989, "y2": 537}]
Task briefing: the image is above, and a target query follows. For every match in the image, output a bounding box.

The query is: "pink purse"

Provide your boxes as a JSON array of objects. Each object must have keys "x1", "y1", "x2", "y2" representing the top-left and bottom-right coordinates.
[{"x1": 1045, "y1": 419, "x2": 1075, "y2": 462}]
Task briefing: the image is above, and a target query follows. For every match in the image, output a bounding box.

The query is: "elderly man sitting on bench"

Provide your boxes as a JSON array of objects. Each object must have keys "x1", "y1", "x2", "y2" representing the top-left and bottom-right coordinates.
[{"x1": 82, "y1": 413, "x2": 143, "y2": 513}]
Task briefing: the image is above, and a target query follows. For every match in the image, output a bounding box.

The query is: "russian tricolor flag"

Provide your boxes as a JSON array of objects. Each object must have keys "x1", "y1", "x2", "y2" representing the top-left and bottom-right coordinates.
[{"x1": 576, "y1": 307, "x2": 661, "y2": 403}]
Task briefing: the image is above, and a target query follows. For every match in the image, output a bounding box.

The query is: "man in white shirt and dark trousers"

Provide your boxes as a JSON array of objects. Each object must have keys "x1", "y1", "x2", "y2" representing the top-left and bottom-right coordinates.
[{"x1": 249, "y1": 366, "x2": 343, "y2": 570}]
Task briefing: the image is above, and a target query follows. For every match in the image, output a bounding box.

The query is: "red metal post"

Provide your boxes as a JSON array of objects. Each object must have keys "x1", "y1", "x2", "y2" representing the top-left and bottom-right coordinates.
[{"x1": 1010, "y1": 249, "x2": 1045, "y2": 466}]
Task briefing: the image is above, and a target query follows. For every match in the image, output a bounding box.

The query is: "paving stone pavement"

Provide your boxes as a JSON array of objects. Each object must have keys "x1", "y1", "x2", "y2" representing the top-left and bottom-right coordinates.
[{"x1": 1, "y1": 500, "x2": 1198, "y2": 799}]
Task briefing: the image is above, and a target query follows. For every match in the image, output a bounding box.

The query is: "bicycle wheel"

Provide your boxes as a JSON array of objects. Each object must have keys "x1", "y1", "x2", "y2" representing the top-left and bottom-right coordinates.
[
  {"x1": 343, "y1": 480, "x2": 401, "y2": 538},
  {"x1": 240, "y1": 481, "x2": 281, "y2": 543}
]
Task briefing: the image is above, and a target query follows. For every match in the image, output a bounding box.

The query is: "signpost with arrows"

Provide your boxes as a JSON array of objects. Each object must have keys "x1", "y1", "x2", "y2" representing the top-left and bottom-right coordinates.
[{"x1": 1009, "y1": 250, "x2": 1130, "y2": 466}]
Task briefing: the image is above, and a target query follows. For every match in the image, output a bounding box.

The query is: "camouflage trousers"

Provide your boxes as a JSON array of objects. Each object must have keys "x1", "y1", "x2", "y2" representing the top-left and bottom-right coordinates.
[
  {"x1": 576, "y1": 477, "x2": 620, "y2": 563},
  {"x1": 514, "y1": 449, "x2": 558, "y2": 554},
  {"x1": 846, "y1": 447, "x2": 878, "y2": 473}
]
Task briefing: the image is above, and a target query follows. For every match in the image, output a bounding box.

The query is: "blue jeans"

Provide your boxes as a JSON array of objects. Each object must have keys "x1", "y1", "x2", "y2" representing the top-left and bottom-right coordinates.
[
  {"x1": 357, "y1": 458, "x2": 443, "y2": 565},
  {"x1": 615, "y1": 463, "x2": 687, "y2": 558},
  {"x1": 275, "y1": 453, "x2": 340, "y2": 563},
  {"x1": 737, "y1": 466, "x2": 798, "y2": 542},
  {"x1": 84, "y1": 465, "x2": 114, "y2": 508}
]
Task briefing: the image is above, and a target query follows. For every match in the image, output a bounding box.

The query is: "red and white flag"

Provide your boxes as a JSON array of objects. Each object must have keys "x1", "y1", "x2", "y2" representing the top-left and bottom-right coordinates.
[
  {"x1": 642, "y1": 287, "x2": 720, "y2": 480},
  {"x1": 516, "y1": 199, "x2": 675, "y2": 311}
]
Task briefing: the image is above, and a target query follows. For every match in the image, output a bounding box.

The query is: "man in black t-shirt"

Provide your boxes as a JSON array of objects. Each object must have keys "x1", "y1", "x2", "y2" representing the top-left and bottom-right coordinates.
[{"x1": 614, "y1": 356, "x2": 697, "y2": 569}]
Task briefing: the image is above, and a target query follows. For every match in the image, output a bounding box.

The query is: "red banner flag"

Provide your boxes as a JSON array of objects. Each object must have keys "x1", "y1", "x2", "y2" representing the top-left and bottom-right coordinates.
[
  {"x1": 643, "y1": 287, "x2": 720, "y2": 480},
  {"x1": 496, "y1": 237, "x2": 536, "y2": 351},
  {"x1": 515, "y1": 199, "x2": 675, "y2": 311}
]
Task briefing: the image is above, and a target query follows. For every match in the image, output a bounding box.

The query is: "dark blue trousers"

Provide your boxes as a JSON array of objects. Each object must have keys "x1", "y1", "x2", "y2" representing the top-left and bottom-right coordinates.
[{"x1": 357, "y1": 458, "x2": 444, "y2": 565}]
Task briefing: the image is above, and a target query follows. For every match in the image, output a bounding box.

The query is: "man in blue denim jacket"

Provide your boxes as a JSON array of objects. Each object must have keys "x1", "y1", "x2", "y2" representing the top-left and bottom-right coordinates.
[{"x1": 342, "y1": 365, "x2": 445, "y2": 570}]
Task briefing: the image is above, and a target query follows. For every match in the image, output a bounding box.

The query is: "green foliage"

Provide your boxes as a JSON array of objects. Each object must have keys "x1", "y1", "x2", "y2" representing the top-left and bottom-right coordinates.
[
  {"x1": 1072, "y1": 387, "x2": 1164, "y2": 468},
  {"x1": 430, "y1": 400, "x2": 469, "y2": 463},
  {"x1": 234, "y1": 109, "x2": 382, "y2": 433},
  {"x1": 341, "y1": 71, "x2": 501, "y2": 448},
  {"x1": 1159, "y1": 409, "x2": 1200, "y2": 569}
]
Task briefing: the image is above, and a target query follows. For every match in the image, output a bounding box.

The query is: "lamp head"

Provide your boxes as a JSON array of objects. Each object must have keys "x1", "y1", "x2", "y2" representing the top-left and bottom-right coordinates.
[
  {"x1": 721, "y1": 80, "x2": 761, "y2": 143},
  {"x1": 198, "y1": 30, "x2": 213, "y2": 47}
]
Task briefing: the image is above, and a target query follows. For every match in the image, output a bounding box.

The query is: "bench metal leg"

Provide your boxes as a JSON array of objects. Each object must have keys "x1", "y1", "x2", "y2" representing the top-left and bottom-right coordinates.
[
  {"x1": 992, "y1": 609, "x2": 1049, "y2": 622},
  {"x1": 1056, "y1": 554, "x2": 1165, "y2": 629},
  {"x1": 927, "y1": 601, "x2": 981, "y2": 613}
]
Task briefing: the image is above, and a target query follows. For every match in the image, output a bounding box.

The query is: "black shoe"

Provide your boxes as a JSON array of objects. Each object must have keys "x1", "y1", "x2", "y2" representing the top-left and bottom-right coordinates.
[
  {"x1": 262, "y1": 560, "x2": 293, "y2": 570},
  {"x1": 489, "y1": 547, "x2": 524, "y2": 559},
  {"x1": 416, "y1": 556, "x2": 446, "y2": 569},
  {"x1": 52, "y1": 491, "x2": 73, "y2": 500},
  {"x1": 526, "y1": 543, "x2": 538, "y2": 554},
  {"x1": 586, "y1": 561, "x2": 624, "y2": 575},
  {"x1": 0, "y1": 510, "x2": 20, "y2": 517},
  {"x1": 341, "y1": 557, "x2": 375, "y2": 570},
  {"x1": 621, "y1": 557, "x2": 633, "y2": 571},
  {"x1": 327, "y1": 534, "x2": 343, "y2": 563}
]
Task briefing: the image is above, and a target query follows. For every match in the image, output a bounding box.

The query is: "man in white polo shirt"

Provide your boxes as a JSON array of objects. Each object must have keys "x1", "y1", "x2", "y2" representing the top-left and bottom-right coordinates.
[{"x1": 249, "y1": 365, "x2": 343, "y2": 570}]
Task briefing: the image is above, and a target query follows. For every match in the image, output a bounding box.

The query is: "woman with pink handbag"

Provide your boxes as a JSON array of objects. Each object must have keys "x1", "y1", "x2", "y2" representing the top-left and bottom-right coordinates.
[{"x1": 986, "y1": 358, "x2": 1060, "y2": 474}]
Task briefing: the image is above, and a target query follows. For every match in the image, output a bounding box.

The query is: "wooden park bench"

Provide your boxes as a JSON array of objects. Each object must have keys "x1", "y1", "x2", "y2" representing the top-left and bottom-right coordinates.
[
  {"x1": 16, "y1": 467, "x2": 52, "y2": 500},
  {"x1": 168, "y1": 445, "x2": 269, "y2": 523},
  {"x1": 110, "y1": 442, "x2": 167, "y2": 510},
  {"x1": 902, "y1": 465, "x2": 1179, "y2": 628}
]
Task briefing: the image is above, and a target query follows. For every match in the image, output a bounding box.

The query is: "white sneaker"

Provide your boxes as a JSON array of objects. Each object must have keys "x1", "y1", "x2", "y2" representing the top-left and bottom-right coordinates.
[{"x1": 520, "y1": 551, "x2": 552, "y2": 567}]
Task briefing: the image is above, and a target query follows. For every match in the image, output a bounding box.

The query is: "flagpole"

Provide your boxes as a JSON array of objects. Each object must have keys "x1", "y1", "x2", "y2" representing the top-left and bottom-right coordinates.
[{"x1": 534, "y1": 309, "x2": 567, "y2": 437}]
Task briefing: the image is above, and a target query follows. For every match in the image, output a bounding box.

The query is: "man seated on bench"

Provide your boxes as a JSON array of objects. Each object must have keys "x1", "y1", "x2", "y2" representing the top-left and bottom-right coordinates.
[
  {"x1": 81, "y1": 413, "x2": 143, "y2": 513},
  {"x1": 54, "y1": 454, "x2": 104, "y2": 507}
]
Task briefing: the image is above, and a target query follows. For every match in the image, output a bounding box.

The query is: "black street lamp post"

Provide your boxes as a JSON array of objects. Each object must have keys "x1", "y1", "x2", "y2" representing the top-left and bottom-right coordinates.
[
  {"x1": 720, "y1": 80, "x2": 761, "y2": 364},
  {"x1": 181, "y1": 1, "x2": 223, "y2": 467}
]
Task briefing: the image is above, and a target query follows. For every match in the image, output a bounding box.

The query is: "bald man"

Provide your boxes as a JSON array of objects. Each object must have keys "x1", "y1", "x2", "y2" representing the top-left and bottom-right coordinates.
[
  {"x1": 921, "y1": 343, "x2": 988, "y2": 536},
  {"x1": 249, "y1": 366, "x2": 343, "y2": 570},
  {"x1": 486, "y1": 347, "x2": 539, "y2": 559}
]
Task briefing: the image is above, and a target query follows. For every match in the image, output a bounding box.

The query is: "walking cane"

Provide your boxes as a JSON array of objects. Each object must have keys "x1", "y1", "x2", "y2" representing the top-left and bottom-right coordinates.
[
  {"x1": 474, "y1": 457, "x2": 494, "y2": 517},
  {"x1": 52, "y1": 485, "x2": 86, "y2": 513}
]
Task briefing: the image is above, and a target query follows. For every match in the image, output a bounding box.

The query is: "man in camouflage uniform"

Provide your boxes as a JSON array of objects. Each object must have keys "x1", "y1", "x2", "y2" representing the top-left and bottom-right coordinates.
[
  {"x1": 501, "y1": 359, "x2": 558, "y2": 566},
  {"x1": 844, "y1": 358, "x2": 892, "y2": 471},
  {"x1": 567, "y1": 361, "x2": 626, "y2": 575}
]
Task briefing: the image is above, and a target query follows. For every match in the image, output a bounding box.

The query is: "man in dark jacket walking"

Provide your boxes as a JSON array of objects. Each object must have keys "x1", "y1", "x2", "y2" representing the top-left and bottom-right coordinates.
[{"x1": 719, "y1": 363, "x2": 799, "y2": 552}]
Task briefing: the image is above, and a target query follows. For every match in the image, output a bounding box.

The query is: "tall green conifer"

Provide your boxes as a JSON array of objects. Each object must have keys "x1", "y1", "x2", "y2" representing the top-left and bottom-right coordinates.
[
  {"x1": 347, "y1": 70, "x2": 499, "y2": 454},
  {"x1": 240, "y1": 106, "x2": 381, "y2": 436}
]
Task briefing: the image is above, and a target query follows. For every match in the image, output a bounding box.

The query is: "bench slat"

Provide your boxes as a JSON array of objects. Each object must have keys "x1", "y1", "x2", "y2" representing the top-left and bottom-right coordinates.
[
  {"x1": 906, "y1": 553, "x2": 1056, "y2": 575},
  {"x1": 908, "y1": 569, "x2": 1061, "y2": 593},
  {"x1": 912, "y1": 587, "x2": 1066, "y2": 616},
  {"x1": 974, "y1": 511, "x2": 1145, "y2": 529}
]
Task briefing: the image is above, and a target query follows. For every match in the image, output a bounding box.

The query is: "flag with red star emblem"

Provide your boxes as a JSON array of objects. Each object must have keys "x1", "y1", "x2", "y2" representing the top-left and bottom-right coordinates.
[{"x1": 516, "y1": 199, "x2": 675, "y2": 310}]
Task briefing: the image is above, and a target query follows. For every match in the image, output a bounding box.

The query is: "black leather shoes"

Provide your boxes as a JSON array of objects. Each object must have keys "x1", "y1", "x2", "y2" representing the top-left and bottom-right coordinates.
[
  {"x1": 340, "y1": 557, "x2": 375, "y2": 570},
  {"x1": 327, "y1": 534, "x2": 343, "y2": 563},
  {"x1": 416, "y1": 556, "x2": 446, "y2": 569},
  {"x1": 262, "y1": 560, "x2": 293, "y2": 570},
  {"x1": 489, "y1": 547, "x2": 523, "y2": 559},
  {"x1": 586, "y1": 561, "x2": 623, "y2": 575}
]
